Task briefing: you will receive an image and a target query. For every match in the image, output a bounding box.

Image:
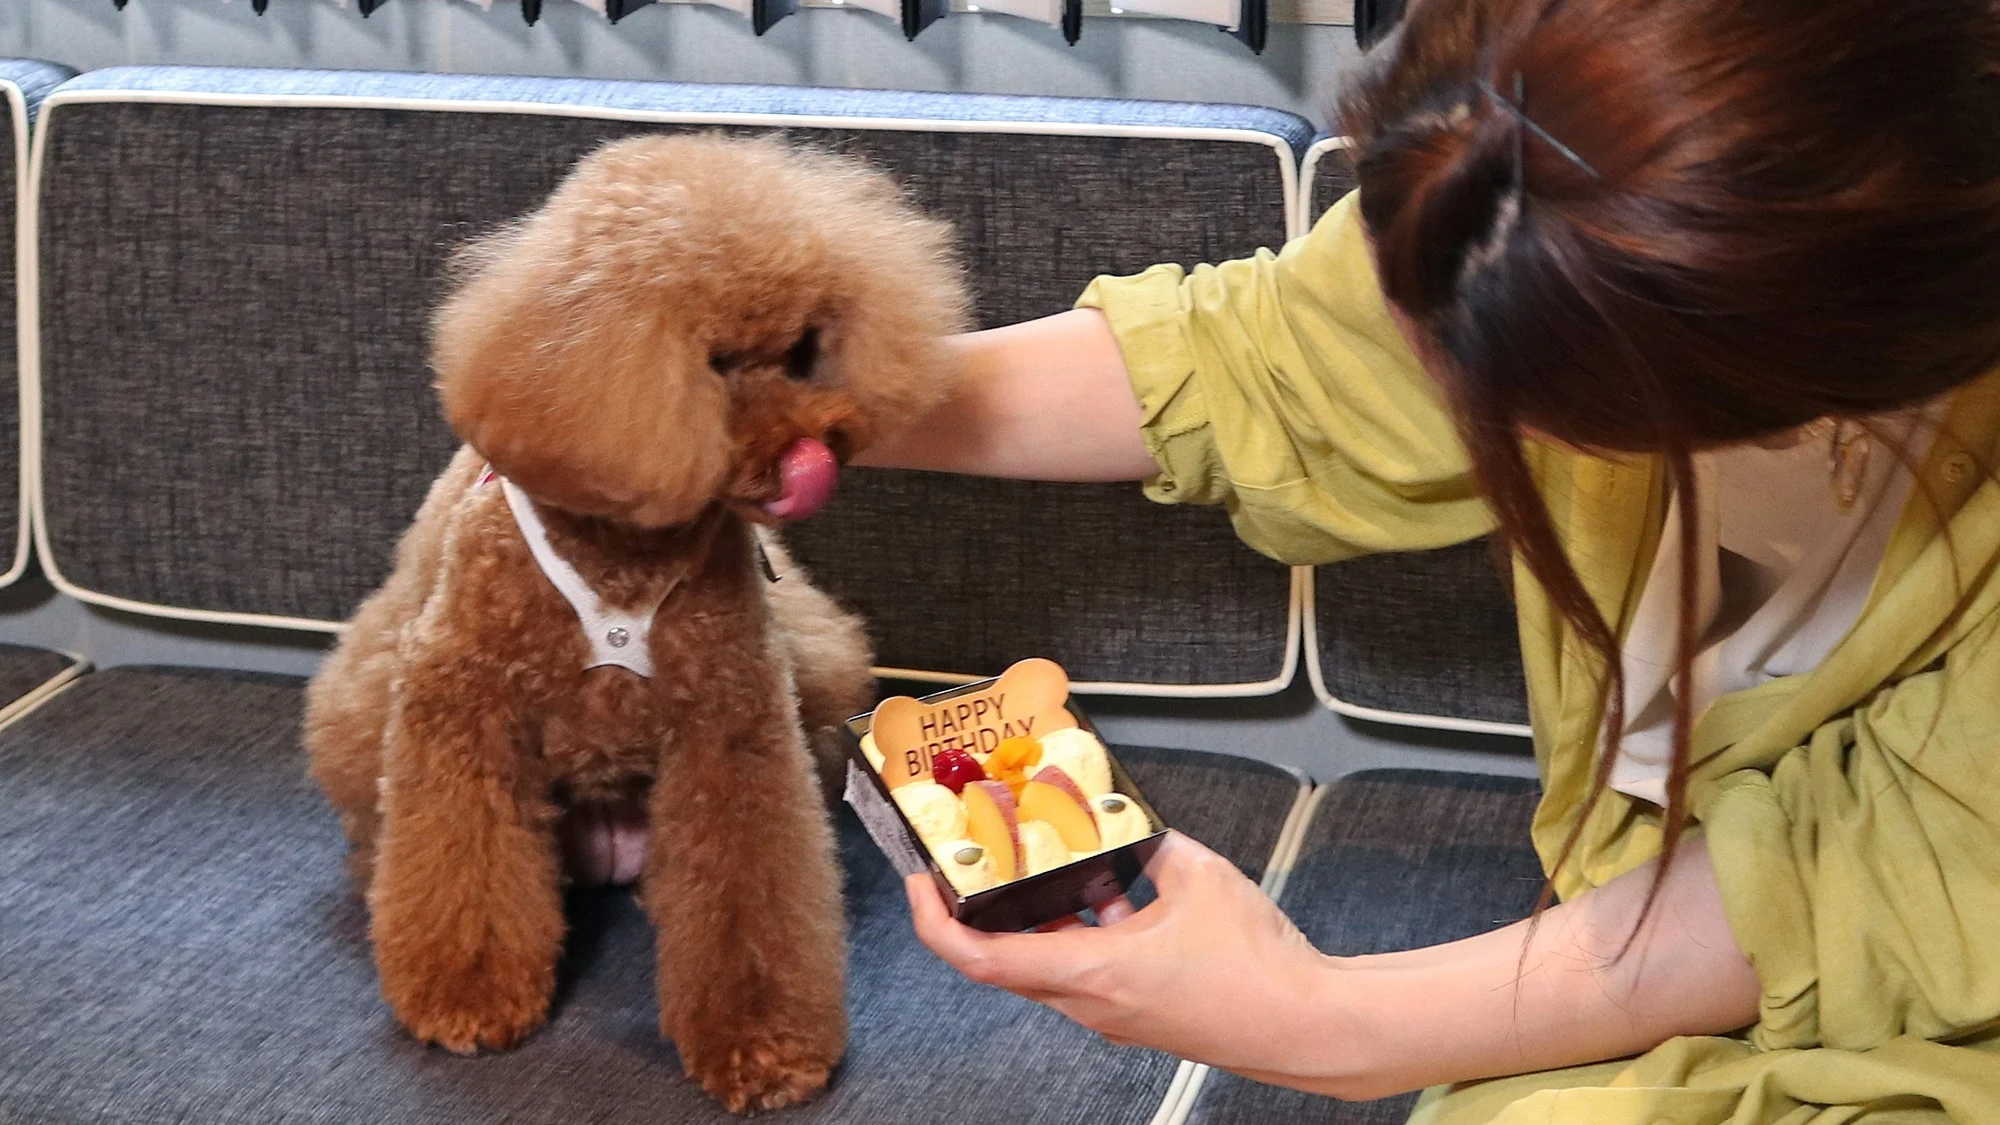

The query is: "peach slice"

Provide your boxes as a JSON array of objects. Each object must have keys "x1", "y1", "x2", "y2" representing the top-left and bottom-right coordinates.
[
  {"x1": 1019, "y1": 767, "x2": 1102, "y2": 853},
  {"x1": 962, "y1": 781, "x2": 1022, "y2": 882}
]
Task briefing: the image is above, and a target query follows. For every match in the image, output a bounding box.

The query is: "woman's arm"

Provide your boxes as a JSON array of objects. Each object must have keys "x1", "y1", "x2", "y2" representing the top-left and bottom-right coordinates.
[
  {"x1": 1309, "y1": 832, "x2": 1758, "y2": 1097},
  {"x1": 866, "y1": 197, "x2": 1500, "y2": 564},
  {"x1": 910, "y1": 832, "x2": 1758, "y2": 1100},
  {"x1": 854, "y1": 309, "x2": 1155, "y2": 482}
]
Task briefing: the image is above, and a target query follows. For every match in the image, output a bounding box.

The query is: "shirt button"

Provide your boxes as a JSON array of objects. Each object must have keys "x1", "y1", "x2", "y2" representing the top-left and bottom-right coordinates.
[{"x1": 1944, "y1": 452, "x2": 1976, "y2": 483}]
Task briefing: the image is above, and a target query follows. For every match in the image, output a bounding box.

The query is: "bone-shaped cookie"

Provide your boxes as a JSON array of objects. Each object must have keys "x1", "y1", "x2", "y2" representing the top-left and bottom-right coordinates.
[{"x1": 872, "y1": 658, "x2": 1077, "y2": 790}]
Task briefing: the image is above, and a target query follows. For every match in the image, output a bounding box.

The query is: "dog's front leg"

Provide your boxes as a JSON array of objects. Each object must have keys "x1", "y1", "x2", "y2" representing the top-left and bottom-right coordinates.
[
  {"x1": 644, "y1": 652, "x2": 847, "y2": 1114},
  {"x1": 368, "y1": 665, "x2": 563, "y2": 1055}
]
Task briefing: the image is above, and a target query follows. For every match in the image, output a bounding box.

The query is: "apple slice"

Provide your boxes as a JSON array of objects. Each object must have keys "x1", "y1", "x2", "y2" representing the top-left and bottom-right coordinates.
[
  {"x1": 1019, "y1": 767, "x2": 1102, "y2": 853},
  {"x1": 962, "y1": 781, "x2": 1022, "y2": 882}
]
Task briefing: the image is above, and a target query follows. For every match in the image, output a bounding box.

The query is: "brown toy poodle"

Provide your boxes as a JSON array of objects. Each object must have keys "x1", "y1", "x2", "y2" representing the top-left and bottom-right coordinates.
[{"x1": 303, "y1": 133, "x2": 969, "y2": 1113}]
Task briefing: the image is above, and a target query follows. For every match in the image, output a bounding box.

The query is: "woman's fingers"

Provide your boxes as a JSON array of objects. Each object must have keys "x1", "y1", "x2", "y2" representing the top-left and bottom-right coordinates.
[
  {"x1": 905, "y1": 838, "x2": 1211, "y2": 994},
  {"x1": 1093, "y1": 896, "x2": 1136, "y2": 926},
  {"x1": 1142, "y1": 830, "x2": 1228, "y2": 896},
  {"x1": 902, "y1": 830, "x2": 1335, "y2": 1068},
  {"x1": 905, "y1": 871, "x2": 957, "y2": 935},
  {"x1": 905, "y1": 875, "x2": 1095, "y2": 992}
]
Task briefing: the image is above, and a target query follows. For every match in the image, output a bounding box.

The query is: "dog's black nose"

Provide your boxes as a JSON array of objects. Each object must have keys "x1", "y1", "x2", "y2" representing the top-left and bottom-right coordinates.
[{"x1": 784, "y1": 328, "x2": 819, "y2": 382}]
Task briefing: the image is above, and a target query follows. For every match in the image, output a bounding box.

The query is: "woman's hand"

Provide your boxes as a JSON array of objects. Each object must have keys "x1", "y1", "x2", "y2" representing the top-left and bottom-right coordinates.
[
  {"x1": 909, "y1": 830, "x2": 1761, "y2": 1102},
  {"x1": 906, "y1": 833, "x2": 1354, "y2": 1079}
]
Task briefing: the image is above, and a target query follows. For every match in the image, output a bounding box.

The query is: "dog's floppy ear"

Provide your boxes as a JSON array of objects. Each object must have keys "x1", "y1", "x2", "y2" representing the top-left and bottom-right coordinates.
[
  {"x1": 431, "y1": 220, "x2": 733, "y2": 528},
  {"x1": 750, "y1": 145, "x2": 971, "y2": 453}
]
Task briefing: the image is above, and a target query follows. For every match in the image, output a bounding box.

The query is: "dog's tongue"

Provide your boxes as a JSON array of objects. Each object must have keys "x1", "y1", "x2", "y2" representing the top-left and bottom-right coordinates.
[{"x1": 762, "y1": 438, "x2": 839, "y2": 521}]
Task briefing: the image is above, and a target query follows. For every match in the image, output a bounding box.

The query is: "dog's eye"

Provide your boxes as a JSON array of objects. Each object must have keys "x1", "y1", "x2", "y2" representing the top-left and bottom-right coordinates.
[
  {"x1": 783, "y1": 328, "x2": 819, "y2": 382},
  {"x1": 709, "y1": 351, "x2": 744, "y2": 377}
]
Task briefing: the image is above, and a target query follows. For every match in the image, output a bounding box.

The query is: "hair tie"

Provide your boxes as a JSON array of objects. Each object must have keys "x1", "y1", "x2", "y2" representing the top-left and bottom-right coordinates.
[{"x1": 1475, "y1": 72, "x2": 1601, "y2": 181}]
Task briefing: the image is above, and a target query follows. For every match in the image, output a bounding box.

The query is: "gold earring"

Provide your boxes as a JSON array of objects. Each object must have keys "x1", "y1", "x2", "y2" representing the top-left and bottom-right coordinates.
[{"x1": 1828, "y1": 419, "x2": 1869, "y2": 511}]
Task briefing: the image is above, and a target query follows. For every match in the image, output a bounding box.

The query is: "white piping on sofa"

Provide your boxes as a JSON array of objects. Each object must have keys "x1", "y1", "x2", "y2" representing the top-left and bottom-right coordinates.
[
  {"x1": 0, "y1": 656, "x2": 88, "y2": 733},
  {"x1": 3, "y1": 79, "x2": 35, "y2": 589},
  {"x1": 1298, "y1": 132, "x2": 1353, "y2": 210}
]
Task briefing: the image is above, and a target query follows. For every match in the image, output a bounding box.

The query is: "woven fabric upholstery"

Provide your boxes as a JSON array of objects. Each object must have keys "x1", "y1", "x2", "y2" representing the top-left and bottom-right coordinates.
[
  {"x1": 36, "y1": 69, "x2": 1301, "y2": 688},
  {"x1": 787, "y1": 475, "x2": 1294, "y2": 685},
  {"x1": 1300, "y1": 137, "x2": 1528, "y2": 726},
  {"x1": 1, "y1": 60, "x2": 76, "y2": 584},
  {"x1": 0, "y1": 668, "x2": 1304, "y2": 1124},
  {"x1": 0, "y1": 642, "x2": 79, "y2": 707},
  {"x1": 1184, "y1": 769, "x2": 1545, "y2": 1125},
  {"x1": 1315, "y1": 542, "x2": 1530, "y2": 727},
  {"x1": 1117, "y1": 745, "x2": 1302, "y2": 887}
]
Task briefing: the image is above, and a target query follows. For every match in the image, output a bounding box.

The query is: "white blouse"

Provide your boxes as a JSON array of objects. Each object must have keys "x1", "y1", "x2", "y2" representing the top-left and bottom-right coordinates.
[{"x1": 1607, "y1": 408, "x2": 1941, "y2": 805}]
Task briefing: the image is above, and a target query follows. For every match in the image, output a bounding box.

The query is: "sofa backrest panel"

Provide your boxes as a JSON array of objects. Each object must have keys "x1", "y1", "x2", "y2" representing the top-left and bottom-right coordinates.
[
  {"x1": 33, "y1": 68, "x2": 1308, "y2": 693},
  {"x1": 1312, "y1": 541, "x2": 1529, "y2": 731},
  {"x1": 1297, "y1": 137, "x2": 1531, "y2": 733},
  {"x1": 2, "y1": 59, "x2": 77, "y2": 589}
]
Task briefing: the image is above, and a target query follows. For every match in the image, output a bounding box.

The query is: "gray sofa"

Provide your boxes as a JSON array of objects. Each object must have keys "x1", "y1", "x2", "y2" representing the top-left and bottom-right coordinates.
[{"x1": 0, "y1": 61, "x2": 1541, "y2": 1125}]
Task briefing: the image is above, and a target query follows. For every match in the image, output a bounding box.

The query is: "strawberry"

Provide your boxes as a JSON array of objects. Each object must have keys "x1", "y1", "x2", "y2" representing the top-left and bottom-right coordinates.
[{"x1": 931, "y1": 748, "x2": 987, "y2": 794}]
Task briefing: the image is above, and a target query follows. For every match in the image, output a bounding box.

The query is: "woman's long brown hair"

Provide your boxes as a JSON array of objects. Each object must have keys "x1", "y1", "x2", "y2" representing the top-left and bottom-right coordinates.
[{"x1": 1341, "y1": 0, "x2": 2000, "y2": 922}]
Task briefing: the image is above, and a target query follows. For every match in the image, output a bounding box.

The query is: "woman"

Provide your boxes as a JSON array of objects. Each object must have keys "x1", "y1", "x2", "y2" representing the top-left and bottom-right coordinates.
[{"x1": 865, "y1": 0, "x2": 2000, "y2": 1121}]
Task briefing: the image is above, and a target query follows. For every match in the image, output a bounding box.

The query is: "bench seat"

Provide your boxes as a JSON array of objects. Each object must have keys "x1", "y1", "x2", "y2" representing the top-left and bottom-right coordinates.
[{"x1": 0, "y1": 667, "x2": 1306, "y2": 1124}]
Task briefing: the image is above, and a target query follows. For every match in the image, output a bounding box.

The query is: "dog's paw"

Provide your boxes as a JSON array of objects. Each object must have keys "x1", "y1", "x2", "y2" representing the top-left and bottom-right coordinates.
[
  {"x1": 401, "y1": 997, "x2": 548, "y2": 1057},
  {"x1": 378, "y1": 946, "x2": 553, "y2": 1056},
  {"x1": 681, "y1": 1030, "x2": 839, "y2": 1114}
]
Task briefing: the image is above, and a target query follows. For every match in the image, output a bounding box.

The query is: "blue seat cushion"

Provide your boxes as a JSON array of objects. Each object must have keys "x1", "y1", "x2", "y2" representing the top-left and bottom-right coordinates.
[
  {"x1": 0, "y1": 667, "x2": 1304, "y2": 1124},
  {"x1": 1182, "y1": 769, "x2": 1545, "y2": 1125}
]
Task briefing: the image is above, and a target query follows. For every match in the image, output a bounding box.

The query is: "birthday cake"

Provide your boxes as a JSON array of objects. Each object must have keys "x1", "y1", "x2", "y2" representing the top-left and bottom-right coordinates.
[{"x1": 848, "y1": 659, "x2": 1164, "y2": 920}]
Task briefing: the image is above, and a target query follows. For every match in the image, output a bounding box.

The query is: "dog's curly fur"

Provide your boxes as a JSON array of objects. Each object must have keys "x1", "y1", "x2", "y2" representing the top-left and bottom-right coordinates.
[{"x1": 303, "y1": 134, "x2": 969, "y2": 1113}]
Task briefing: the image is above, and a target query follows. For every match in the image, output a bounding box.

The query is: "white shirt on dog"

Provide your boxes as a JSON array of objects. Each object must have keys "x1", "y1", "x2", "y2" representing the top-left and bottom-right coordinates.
[{"x1": 498, "y1": 475, "x2": 671, "y2": 678}]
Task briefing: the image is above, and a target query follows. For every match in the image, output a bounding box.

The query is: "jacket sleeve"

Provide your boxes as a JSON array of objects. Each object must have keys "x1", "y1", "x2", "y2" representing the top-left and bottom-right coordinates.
[
  {"x1": 1074, "y1": 191, "x2": 1494, "y2": 565},
  {"x1": 1701, "y1": 612, "x2": 2000, "y2": 1053}
]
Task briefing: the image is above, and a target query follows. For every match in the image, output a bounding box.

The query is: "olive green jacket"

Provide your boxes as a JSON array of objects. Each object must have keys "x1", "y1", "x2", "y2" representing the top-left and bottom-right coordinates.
[{"x1": 1077, "y1": 193, "x2": 2000, "y2": 1124}]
